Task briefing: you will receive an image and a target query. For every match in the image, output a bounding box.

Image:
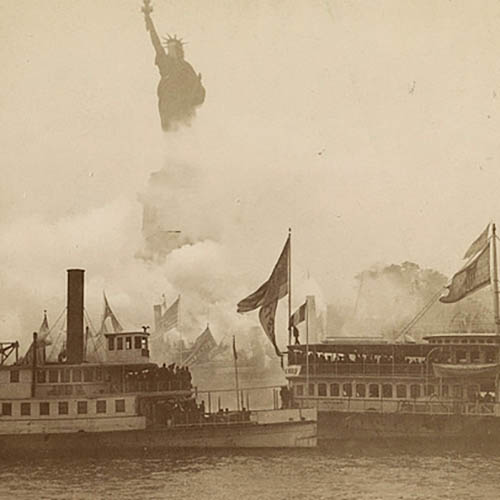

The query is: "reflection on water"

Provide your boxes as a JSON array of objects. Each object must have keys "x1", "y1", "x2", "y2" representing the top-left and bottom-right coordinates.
[{"x1": 1, "y1": 444, "x2": 500, "y2": 499}]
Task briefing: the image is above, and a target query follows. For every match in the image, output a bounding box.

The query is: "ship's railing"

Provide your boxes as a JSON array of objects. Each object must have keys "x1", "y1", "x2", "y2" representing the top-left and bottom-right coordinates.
[
  {"x1": 295, "y1": 363, "x2": 427, "y2": 378},
  {"x1": 295, "y1": 396, "x2": 497, "y2": 416},
  {"x1": 122, "y1": 380, "x2": 191, "y2": 393}
]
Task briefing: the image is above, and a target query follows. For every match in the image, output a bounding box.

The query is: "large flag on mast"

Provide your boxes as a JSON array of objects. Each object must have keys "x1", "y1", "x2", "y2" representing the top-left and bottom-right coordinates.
[
  {"x1": 463, "y1": 223, "x2": 490, "y2": 260},
  {"x1": 440, "y1": 242, "x2": 491, "y2": 303},
  {"x1": 237, "y1": 236, "x2": 289, "y2": 357}
]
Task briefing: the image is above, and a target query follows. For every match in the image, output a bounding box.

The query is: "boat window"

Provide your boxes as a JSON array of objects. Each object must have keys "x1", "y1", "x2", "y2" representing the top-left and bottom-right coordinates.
[
  {"x1": 37, "y1": 370, "x2": 46, "y2": 383},
  {"x1": 115, "y1": 399, "x2": 125, "y2": 413},
  {"x1": 410, "y1": 384, "x2": 421, "y2": 399},
  {"x1": 485, "y1": 350, "x2": 496, "y2": 363},
  {"x1": 73, "y1": 369, "x2": 82, "y2": 382},
  {"x1": 126, "y1": 337, "x2": 132, "y2": 350},
  {"x1": 95, "y1": 368, "x2": 102, "y2": 381},
  {"x1": 96, "y1": 400, "x2": 107, "y2": 414},
  {"x1": 64, "y1": 385, "x2": 73, "y2": 396},
  {"x1": 369, "y1": 384, "x2": 379, "y2": 398},
  {"x1": 456, "y1": 350, "x2": 466, "y2": 363},
  {"x1": 396, "y1": 384, "x2": 407, "y2": 398},
  {"x1": 487, "y1": 339, "x2": 494, "y2": 344},
  {"x1": 442, "y1": 385, "x2": 449, "y2": 397},
  {"x1": 478, "y1": 339, "x2": 485, "y2": 344},
  {"x1": 61, "y1": 369, "x2": 70, "y2": 383},
  {"x1": 461, "y1": 340, "x2": 467, "y2": 344},
  {"x1": 425, "y1": 385, "x2": 435, "y2": 397},
  {"x1": 58, "y1": 402, "x2": 69, "y2": 415},
  {"x1": 342, "y1": 383, "x2": 352, "y2": 398},
  {"x1": 382, "y1": 384, "x2": 393, "y2": 398},
  {"x1": 308, "y1": 384, "x2": 315, "y2": 396},
  {"x1": 2, "y1": 403, "x2": 12, "y2": 416},
  {"x1": 83, "y1": 368, "x2": 94, "y2": 383},
  {"x1": 39, "y1": 402, "x2": 50, "y2": 416},
  {"x1": 295, "y1": 385, "x2": 304, "y2": 396},
  {"x1": 20, "y1": 403, "x2": 30, "y2": 416},
  {"x1": 445, "y1": 340, "x2": 450, "y2": 344},
  {"x1": 10, "y1": 370, "x2": 19, "y2": 383},
  {"x1": 117, "y1": 337, "x2": 123, "y2": 350},
  {"x1": 470, "y1": 339, "x2": 476, "y2": 344},
  {"x1": 108, "y1": 337, "x2": 115, "y2": 351},
  {"x1": 330, "y1": 383, "x2": 339, "y2": 397},
  {"x1": 356, "y1": 384, "x2": 366, "y2": 398},
  {"x1": 453, "y1": 385, "x2": 463, "y2": 399},
  {"x1": 471, "y1": 351, "x2": 480, "y2": 363},
  {"x1": 49, "y1": 369, "x2": 59, "y2": 383},
  {"x1": 142, "y1": 337, "x2": 148, "y2": 350},
  {"x1": 134, "y1": 336, "x2": 142, "y2": 349},
  {"x1": 318, "y1": 383, "x2": 327, "y2": 397},
  {"x1": 77, "y1": 401, "x2": 88, "y2": 414}
]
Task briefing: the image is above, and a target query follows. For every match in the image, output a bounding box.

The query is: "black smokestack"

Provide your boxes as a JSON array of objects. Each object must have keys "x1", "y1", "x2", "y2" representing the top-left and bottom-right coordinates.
[{"x1": 66, "y1": 269, "x2": 85, "y2": 364}]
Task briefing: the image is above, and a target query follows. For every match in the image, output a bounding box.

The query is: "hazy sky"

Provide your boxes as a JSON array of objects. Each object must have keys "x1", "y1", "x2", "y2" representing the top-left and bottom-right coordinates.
[{"x1": 2, "y1": 0, "x2": 500, "y2": 344}]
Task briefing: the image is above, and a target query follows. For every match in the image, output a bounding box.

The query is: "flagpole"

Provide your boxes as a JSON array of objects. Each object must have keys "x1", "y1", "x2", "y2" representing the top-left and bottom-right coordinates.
[
  {"x1": 178, "y1": 295, "x2": 183, "y2": 365},
  {"x1": 288, "y1": 228, "x2": 292, "y2": 347},
  {"x1": 305, "y1": 297, "x2": 310, "y2": 403},
  {"x1": 491, "y1": 224, "x2": 500, "y2": 334},
  {"x1": 232, "y1": 335, "x2": 241, "y2": 411}
]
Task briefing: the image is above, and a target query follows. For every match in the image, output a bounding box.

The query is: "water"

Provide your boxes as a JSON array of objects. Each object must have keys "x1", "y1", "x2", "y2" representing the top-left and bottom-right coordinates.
[{"x1": 1, "y1": 445, "x2": 500, "y2": 500}]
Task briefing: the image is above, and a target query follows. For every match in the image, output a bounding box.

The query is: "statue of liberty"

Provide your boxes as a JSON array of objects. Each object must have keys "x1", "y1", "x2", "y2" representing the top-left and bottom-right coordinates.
[{"x1": 142, "y1": 0, "x2": 206, "y2": 131}]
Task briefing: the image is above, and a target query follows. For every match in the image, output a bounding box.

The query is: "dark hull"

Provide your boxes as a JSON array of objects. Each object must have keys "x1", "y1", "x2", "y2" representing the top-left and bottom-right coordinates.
[
  {"x1": 318, "y1": 410, "x2": 500, "y2": 442},
  {"x1": 0, "y1": 421, "x2": 316, "y2": 457}
]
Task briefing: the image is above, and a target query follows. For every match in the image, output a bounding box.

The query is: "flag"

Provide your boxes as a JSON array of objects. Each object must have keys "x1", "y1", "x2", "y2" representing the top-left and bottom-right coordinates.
[
  {"x1": 463, "y1": 224, "x2": 490, "y2": 260},
  {"x1": 159, "y1": 296, "x2": 180, "y2": 332},
  {"x1": 237, "y1": 237, "x2": 289, "y2": 358},
  {"x1": 22, "y1": 311, "x2": 51, "y2": 365},
  {"x1": 182, "y1": 326, "x2": 218, "y2": 367},
  {"x1": 232, "y1": 335, "x2": 238, "y2": 361},
  {"x1": 98, "y1": 293, "x2": 123, "y2": 335},
  {"x1": 440, "y1": 243, "x2": 490, "y2": 303},
  {"x1": 290, "y1": 301, "x2": 307, "y2": 327}
]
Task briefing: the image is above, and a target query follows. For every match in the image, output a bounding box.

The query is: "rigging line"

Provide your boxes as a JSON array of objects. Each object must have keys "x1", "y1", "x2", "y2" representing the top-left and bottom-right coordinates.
[
  {"x1": 44, "y1": 306, "x2": 67, "y2": 338},
  {"x1": 397, "y1": 288, "x2": 444, "y2": 338},
  {"x1": 83, "y1": 309, "x2": 105, "y2": 363}
]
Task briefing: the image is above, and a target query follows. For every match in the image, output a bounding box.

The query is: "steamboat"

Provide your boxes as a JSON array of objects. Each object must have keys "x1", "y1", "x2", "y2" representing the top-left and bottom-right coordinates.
[
  {"x1": 0, "y1": 269, "x2": 316, "y2": 456},
  {"x1": 285, "y1": 223, "x2": 500, "y2": 442}
]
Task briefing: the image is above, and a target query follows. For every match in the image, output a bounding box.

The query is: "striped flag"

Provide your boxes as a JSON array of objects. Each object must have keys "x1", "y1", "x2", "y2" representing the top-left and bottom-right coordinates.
[
  {"x1": 160, "y1": 296, "x2": 180, "y2": 332},
  {"x1": 290, "y1": 301, "x2": 307, "y2": 327}
]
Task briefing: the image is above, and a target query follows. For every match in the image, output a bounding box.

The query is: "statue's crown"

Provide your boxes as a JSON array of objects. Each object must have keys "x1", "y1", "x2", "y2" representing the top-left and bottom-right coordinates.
[{"x1": 162, "y1": 34, "x2": 186, "y2": 47}]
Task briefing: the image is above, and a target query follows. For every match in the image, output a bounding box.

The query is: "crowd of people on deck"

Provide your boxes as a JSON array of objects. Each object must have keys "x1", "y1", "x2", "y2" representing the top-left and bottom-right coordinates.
[
  {"x1": 158, "y1": 398, "x2": 251, "y2": 426},
  {"x1": 288, "y1": 350, "x2": 427, "y2": 366},
  {"x1": 125, "y1": 363, "x2": 192, "y2": 392}
]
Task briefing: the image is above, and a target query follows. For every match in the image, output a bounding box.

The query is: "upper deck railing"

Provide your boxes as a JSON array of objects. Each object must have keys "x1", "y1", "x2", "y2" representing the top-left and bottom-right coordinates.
[{"x1": 290, "y1": 362, "x2": 428, "y2": 378}]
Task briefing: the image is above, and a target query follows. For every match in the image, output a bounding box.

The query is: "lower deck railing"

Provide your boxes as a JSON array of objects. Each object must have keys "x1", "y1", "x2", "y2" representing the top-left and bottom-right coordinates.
[{"x1": 294, "y1": 396, "x2": 498, "y2": 416}]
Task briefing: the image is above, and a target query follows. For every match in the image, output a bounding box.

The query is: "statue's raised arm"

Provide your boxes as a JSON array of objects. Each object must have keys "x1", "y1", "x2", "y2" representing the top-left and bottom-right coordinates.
[{"x1": 142, "y1": 0, "x2": 164, "y2": 58}]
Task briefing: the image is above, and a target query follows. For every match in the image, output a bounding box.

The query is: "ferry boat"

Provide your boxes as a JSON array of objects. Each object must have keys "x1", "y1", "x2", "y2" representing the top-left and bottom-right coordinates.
[
  {"x1": 0, "y1": 269, "x2": 317, "y2": 456},
  {"x1": 284, "y1": 223, "x2": 500, "y2": 442}
]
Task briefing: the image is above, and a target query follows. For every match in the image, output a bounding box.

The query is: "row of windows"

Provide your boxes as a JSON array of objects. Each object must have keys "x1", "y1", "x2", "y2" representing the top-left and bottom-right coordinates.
[
  {"x1": 429, "y1": 338, "x2": 496, "y2": 344},
  {"x1": 294, "y1": 382, "x2": 470, "y2": 399},
  {"x1": 37, "y1": 367, "x2": 105, "y2": 384},
  {"x1": 0, "y1": 399, "x2": 126, "y2": 417},
  {"x1": 108, "y1": 336, "x2": 148, "y2": 351}
]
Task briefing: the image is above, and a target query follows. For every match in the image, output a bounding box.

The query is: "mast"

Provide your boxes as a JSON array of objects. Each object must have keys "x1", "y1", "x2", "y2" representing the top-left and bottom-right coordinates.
[
  {"x1": 491, "y1": 224, "x2": 500, "y2": 334},
  {"x1": 305, "y1": 297, "x2": 310, "y2": 401},
  {"x1": 288, "y1": 228, "x2": 292, "y2": 346},
  {"x1": 31, "y1": 332, "x2": 37, "y2": 398},
  {"x1": 232, "y1": 336, "x2": 241, "y2": 411}
]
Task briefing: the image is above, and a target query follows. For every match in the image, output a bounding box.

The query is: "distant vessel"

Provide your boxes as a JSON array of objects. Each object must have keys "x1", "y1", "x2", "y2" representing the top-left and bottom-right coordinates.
[
  {"x1": 285, "y1": 223, "x2": 500, "y2": 442},
  {"x1": 0, "y1": 270, "x2": 316, "y2": 456}
]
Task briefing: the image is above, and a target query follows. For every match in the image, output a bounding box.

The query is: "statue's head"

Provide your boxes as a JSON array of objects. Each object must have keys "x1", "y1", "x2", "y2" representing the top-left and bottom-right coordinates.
[{"x1": 162, "y1": 35, "x2": 185, "y2": 60}]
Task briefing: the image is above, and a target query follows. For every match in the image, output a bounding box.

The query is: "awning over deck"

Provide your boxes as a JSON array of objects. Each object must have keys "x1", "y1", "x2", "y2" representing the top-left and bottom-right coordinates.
[{"x1": 432, "y1": 363, "x2": 500, "y2": 378}]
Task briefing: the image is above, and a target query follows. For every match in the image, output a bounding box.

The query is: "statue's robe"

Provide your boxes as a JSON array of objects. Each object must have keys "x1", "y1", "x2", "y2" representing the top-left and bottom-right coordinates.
[{"x1": 155, "y1": 51, "x2": 206, "y2": 131}]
